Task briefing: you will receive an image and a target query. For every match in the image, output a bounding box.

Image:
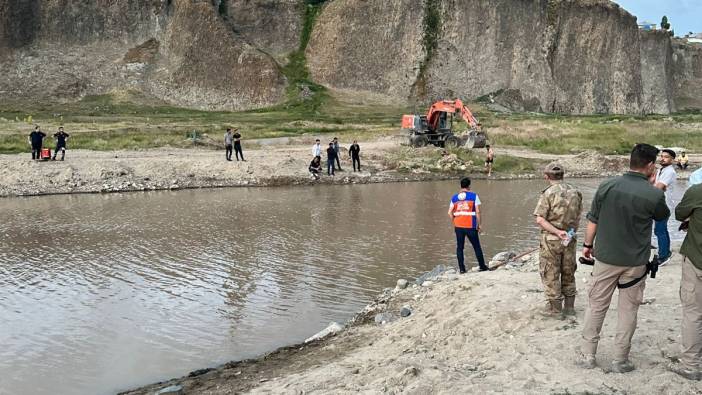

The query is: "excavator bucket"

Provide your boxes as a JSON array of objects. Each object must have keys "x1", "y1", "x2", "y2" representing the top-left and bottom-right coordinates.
[{"x1": 463, "y1": 131, "x2": 487, "y2": 149}]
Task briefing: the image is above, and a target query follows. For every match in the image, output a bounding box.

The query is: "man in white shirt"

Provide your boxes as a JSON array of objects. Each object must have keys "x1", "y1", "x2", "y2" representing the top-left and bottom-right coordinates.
[
  {"x1": 312, "y1": 139, "x2": 321, "y2": 158},
  {"x1": 654, "y1": 148, "x2": 677, "y2": 265}
]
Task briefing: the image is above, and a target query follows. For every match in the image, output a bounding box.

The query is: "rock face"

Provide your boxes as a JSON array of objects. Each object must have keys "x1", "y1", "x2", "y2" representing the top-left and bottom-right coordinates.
[
  {"x1": 0, "y1": 0, "x2": 700, "y2": 114},
  {"x1": 640, "y1": 30, "x2": 675, "y2": 114},
  {"x1": 308, "y1": 0, "x2": 700, "y2": 114},
  {"x1": 225, "y1": 0, "x2": 303, "y2": 59},
  {"x1": 0, "y1": 0, "x2": 287, "y2": 110},
  {"x1": 672, "y1": 40, "x2": 702, "y2": 111},
  {"x1": 306, "y1": 0, "x2": 425, "y2": 99}
]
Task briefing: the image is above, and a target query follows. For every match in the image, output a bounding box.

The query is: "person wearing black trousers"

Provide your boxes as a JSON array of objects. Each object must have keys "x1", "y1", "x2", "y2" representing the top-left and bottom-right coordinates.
[
  {"x1": 224, "y1": 128, "x2": 234, "y2": 161},
  {"x1": 233, "y1": 129, "x2": 245, "y2": 161},
  {"x1": 28, "y1": 126, "x2": 46, "y2": 160},
  {"x1": 349, "y1": 140, "x2": 361, "y2": 171},
  {"x1": 332, "y1": 137, "x2": 342, "y2": 171},
  {"x1": 52, "y1": 127, "x2": 70, "y2": 161},
  {"x1": 326, "y1": 143, "x2": 337, "y2": 176}
]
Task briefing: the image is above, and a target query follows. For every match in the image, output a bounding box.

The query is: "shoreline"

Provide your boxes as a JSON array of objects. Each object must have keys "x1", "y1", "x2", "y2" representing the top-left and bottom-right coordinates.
[
  {"x1": 0, "y1": 140, "x2": 668, "y2": 199},
  {"x1": 121, "y1": 244, "x2": 700, "y2": 395}
]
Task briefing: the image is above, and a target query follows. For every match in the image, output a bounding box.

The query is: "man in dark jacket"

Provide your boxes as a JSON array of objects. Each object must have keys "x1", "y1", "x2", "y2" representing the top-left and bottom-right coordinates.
[
  {"x1": 326, "y1": 143, "x2": 337, "y2": 176},
  {"x1": 233, "y1": 128, "x2": 245, "y2": 161},
  {"x1": 669, "y1": 180, "x2": 702, "y2": 380},
  {"x1": 578, "y1": 143, "x2": 670, "y2": 373},
  {"x1": 28, "y1": 126, "x2": 46, "y2": 160},
  {"x1": 349, "y1": 140, "x2": 361, "y2": 172},
  {"x1": 52, "y1": 127, "x2": 70, "y2": 161}
]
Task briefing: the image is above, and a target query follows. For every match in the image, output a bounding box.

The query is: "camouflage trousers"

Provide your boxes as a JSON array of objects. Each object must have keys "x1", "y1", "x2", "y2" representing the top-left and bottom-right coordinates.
[{"x1": 539, "y1": 234, "x2": 577, "y2": 302}]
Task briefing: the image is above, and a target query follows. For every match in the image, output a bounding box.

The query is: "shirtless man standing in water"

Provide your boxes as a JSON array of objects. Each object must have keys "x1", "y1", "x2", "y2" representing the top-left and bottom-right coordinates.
[{"x1": 485, "y1": 145, "x2": 495, "y2": 177}]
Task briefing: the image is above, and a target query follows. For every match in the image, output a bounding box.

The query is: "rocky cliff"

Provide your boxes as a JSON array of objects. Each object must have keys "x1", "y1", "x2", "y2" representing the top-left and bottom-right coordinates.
[
  {"x1": 640, "y1": 30, "x2": 675, "y2": 114},
  {"x1": 0, "y1": 0, "x2": 700, "y2": 114},
  {"x1": 672, "y1": 39, "x2": 702, "y2": 111},
  {"x1": 308, "y1": 0, "x2": 699, "y2": 115},
  {"x1": 0, "y1": 0, "x2": 288, "y2": 110},
  {"x1": 432, "y1": 0, "x2": 644, "y2": 114}
]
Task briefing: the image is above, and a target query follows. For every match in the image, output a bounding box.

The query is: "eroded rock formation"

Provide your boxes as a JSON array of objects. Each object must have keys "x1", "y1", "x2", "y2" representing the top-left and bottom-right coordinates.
[{"x1": 0, "y1": 0, "x2": 700, "y2": 114}]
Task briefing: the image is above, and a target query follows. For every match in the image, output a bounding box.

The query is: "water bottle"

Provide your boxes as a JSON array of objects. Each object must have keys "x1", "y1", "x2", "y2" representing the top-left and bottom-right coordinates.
[{"x1": 562, "y1": 228, "x2": 576, "y2": 246}]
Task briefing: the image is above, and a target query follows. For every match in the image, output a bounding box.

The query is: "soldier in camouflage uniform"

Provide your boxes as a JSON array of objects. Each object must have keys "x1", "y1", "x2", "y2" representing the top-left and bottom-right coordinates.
[{"x1": 533, "y1": 162, "x2": 583, "y2": 316}]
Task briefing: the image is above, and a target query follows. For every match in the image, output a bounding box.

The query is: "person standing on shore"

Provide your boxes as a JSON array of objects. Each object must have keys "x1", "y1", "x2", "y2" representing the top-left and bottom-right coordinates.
[
  {"x1": 485, "y1": 144, "x2": 495, "y2": 177},
  {"x1": 669, "y1": 178, "x2": 702, "y2": 380},
  {"x1": 312, "y1": 139, "x2": 321, "y2": 158},
  {"x1": 224, "y1": 128, "x2": 234, "y2": 161},
  {"x1": 349, "y1": 140, "x2": 361, "y2": 172},
  {"x1": 577, "y1": 143, "x2": 669, "y2": 373},
  {"x1": 52, "y1": 127, "x2": 70, "y2": 161},
  {"x1": 654, "y1": 148, "x2": 677, "y2": 266},
  {"x1": 448, "y1": 177, "x2": 489, "y2": 274},
  {"x1": 533, "y1": 162, "x2": 583, "y2": 317},
  {"x1": 233, "y1": 128, "x2": 245, "y2": 161},
  {"x1": 28, "y1": 126, "x2": 46, "y2": 160},
  {"x1": 333, "y1": 137, "x2": 342, "y2": 171},
  {"x1": 326, "y1": 142, "x2": 337, "y2": 176}
]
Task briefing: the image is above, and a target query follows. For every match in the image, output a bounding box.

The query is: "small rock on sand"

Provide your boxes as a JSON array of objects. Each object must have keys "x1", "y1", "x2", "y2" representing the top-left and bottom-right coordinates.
[
  {"x1": 396, "y1": 279, "x2": 409, "y2": 289},
  {"x1": 305, "y1": 322, "x2": 344, "y2": 343},
  {"x1": 155, "y1": 384, "x2": 183, "y2": 395},
  {"x1": 491, "y1": 251, "x2": 516, "y2": 263},
  {"x1": 400, "y1": 306, "x2": 412, "y2": 317},
  {"x1": 374, "y1": 312, "x2": 395, "y2": 325}
]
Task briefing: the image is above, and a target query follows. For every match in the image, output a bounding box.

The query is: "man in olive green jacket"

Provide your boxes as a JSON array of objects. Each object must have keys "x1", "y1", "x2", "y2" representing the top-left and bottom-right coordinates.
[
  {"x1": 671, "y1": 181, "x2": 702, "y2": 380},
  {"x1": 578, "y1": 144, "x2": 669, "y2": 373}
]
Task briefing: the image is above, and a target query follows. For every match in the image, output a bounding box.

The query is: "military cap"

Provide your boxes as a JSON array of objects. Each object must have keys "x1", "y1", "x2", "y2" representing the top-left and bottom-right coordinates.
[{"x1": 544, "y1": 162, "x2": 565, "y2": 175}]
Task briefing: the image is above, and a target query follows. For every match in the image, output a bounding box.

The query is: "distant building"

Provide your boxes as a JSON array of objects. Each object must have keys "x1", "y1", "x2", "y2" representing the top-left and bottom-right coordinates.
[
  {"x1": 638, "y1": 21, "x2": 657, "y2": 31},
  {"x1": 684, "y1": 32, "x2": 702, "y2": 44}
]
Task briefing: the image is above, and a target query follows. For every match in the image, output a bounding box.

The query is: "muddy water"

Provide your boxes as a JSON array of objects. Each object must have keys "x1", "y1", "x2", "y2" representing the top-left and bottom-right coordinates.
[{"x1": 0, "y1": 178, "x2": 683, "y2": 395}]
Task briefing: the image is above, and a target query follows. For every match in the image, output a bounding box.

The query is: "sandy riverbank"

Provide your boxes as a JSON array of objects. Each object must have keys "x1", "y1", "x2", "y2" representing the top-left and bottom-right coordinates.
[
  {"x1": 123, "y1": 243, "x2": 701, "y2": 395},
  {"x1": 2, "y1": 137, "x2": 672, "y2": 198},
  {"x1": 2, "y1": 136, "x2": 699, "y2": 198}
]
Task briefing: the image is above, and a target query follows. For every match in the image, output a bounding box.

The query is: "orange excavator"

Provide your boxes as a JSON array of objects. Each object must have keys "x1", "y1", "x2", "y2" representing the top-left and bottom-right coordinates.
[{"x1": 401, "y1": 99, "x2": 488, "y2": 148}]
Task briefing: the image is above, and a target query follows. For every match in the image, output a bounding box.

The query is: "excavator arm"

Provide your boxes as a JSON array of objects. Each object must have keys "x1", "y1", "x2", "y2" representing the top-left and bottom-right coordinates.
[{"x1": 426, "y1": 99, "x2": 479, "y2": 131}]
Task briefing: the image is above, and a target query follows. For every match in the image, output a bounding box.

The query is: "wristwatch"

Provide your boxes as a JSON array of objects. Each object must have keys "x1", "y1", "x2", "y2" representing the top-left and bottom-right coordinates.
[{"x1": 583, "y1": 243, "x2": 593, "y2": 248}]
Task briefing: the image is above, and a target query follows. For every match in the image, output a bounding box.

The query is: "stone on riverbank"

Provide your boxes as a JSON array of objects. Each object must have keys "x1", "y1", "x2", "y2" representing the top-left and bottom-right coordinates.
[
  {"x1": 374, "y1": 312, "x2": 395, "y2": 325},
  {"x1": 396, "y1": 279, "x2": 409, "y2": 290},
  {"x1": 305, "y1": 322, "x2": 344, "y2": 343},
  {"x1": 415, "y1": 264, "x2": 449, "y2": 286},
  {"x1": 155, "y1": 384, "x2": 183, "y2": 395},
  {"x1": 400, "y1": 306, "x2": 412, "y2": 317}
]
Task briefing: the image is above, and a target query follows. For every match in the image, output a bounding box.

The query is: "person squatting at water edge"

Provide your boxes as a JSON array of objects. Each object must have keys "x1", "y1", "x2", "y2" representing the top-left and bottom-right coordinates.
[
  {"x1": 669, "y1": 168, "x2": 702, "y2": 380},
  {"x1": 308, "y1": 156, "x2": 322, "y2": 180},
  {"x1": 577, "y1": 143, "x2": 670, "y2": 373},
  {"x1": 533, "y1": 162, "x2": 583, "y2": 317},
  {"x1": 448, "y1": 177, "x2": 490, "y2": 274}
]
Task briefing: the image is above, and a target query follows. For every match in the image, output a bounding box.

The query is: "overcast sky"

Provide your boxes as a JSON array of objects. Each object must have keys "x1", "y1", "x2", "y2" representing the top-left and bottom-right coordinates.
[{"x1": 613, "y1": 0, "x2": 701, "y2": 35}]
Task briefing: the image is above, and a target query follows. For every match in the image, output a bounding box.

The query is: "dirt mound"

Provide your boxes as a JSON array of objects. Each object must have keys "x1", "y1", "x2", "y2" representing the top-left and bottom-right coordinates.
[{"x1": 560, "y1": 151, "x2": 628, "y2": 177}]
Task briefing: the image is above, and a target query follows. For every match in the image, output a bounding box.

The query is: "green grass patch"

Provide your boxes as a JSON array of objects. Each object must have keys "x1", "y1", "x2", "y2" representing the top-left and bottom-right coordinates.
[{"x1": 275, "y1": 1, "x2": 328, "y2": 115}]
